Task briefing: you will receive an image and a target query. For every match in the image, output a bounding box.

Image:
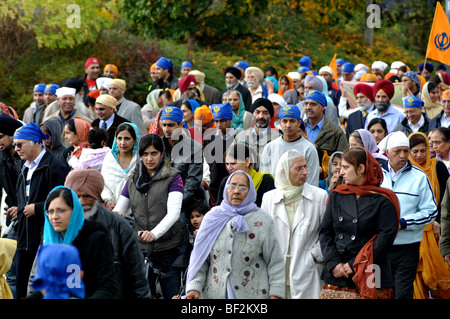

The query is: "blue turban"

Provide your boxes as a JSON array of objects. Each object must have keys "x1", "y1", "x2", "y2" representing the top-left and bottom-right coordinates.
[
  {"x1": 13, "y1": 122, "x2": 49, "y2": 143},
  {"x1": 33, "y1": 84, "x2": 46, "y2": 94},
  {"x1": 181, "y1": 61, "x2": 192, "y2": 69},
  {"x1": 305, "y1": 90, "x2": 327, "y2": 107},
  {"x1": 45, "y1": 84, "x2": 60, "y2": 95},
  {"x1": 33, "y1": 243, "x2": 85, "y2": 299},
  {"x1": 234, "y1": 61, "x2": 249, "y2": 70},
  {"x1": 279, "y1": 104, "x2": 301, "y2": 120},
  {"x1": 419, "y1": 62, "x2": 434, "y2": 73},
  {"x1": 299, "y1": 56, "x2": 312, "y2": 67},
  {"x1": 156, "y1": 57, "x2": 174, "y2": 75},
  {"x1": 211, "y1": 103, "x2": 233, "y2": 120},
  {"x1": 336, "y1": 59, "x2": 346, "y2": 66},
  {"x1": 161, "y1": 106, "x2": 183, "y2": 123},
  {"x1": 342, "y1": 62, "x2": 355, "y2": 73},
  {"x1": 437, "y1": 63, "x2": 447, "y2": 72},
  {"x1": 186, "y1": 99, "x2": 200, "y2": 114},
  {"x1": 403, "y1": 71, "x2": 421, "y2": 90},
  {"x1": 404, "y1": 95, "x2": 424, "y2": 108},
  {"x1": 265, "y1": 77, "x2": 279, "y2": 92}
]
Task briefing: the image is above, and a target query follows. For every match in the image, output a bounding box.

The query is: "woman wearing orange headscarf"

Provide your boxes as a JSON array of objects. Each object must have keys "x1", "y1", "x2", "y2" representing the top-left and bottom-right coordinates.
[
  {"x1": 277, "y1": 74, "x2": 294, "y2": 96},
  {"x1": 319, "y1": 147, "x2": 400, "y2": 299},
  {"x1": 408, "y1": 132, "x2": 450, "y2": 299},
  {"x1": 64, "y1": 118, "x2": 92, "y2": 160}
]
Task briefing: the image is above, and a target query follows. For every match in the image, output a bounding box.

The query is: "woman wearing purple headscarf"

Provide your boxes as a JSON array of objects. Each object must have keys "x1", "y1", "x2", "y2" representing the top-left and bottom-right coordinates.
[
  {"x1": 185, "y1": 170, "x2": 285, "y2": 299},
  {"x1": 349, "y1": 129, "x2": 388, "y2": 165}
]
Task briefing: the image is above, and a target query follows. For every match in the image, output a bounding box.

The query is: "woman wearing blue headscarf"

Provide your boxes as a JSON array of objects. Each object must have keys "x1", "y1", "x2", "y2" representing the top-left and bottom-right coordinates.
[
  {"x1": 100, "y1": 122, "x2": 139, "y2": 211},
  {"x1": 185, "y1": 170, "x2": 285, "y2": 299},
  {"x1": 37, "y1": 186, "x2": 116, "y2": 298}
]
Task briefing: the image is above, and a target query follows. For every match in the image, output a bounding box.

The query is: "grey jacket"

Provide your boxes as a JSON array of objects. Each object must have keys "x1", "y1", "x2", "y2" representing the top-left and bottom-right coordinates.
[{"x1": 186, "y1": 209, "x2": 286, "y2": 299}]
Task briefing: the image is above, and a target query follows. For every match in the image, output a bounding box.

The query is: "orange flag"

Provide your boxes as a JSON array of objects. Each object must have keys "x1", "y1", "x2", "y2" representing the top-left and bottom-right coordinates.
[
  {"x1": 426, "y1": 2, "x2": 450, "y2": 65},
  {"x1": 329, "y1": 53, "x2": 338, "y2": 86}
]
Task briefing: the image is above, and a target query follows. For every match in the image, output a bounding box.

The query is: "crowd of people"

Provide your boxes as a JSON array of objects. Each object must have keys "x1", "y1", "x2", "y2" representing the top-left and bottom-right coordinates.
[{"x1": 2, "y1": 55, "x2": 450, "y2": 300}]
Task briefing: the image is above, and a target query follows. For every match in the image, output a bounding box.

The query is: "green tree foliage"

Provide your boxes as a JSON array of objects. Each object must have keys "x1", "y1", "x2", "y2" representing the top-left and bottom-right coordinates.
[
  {"x1": 0, "y1": 0, "x2": 116, "y2": 50},
  {"x1": 120, "y1": 0, "x2": 269, "y2": 51}
]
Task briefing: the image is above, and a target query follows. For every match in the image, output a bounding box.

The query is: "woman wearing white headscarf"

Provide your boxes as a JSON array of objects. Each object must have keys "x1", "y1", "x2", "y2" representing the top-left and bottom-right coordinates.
[
  {"x1": 185, "y1": 170, "x2": 285, "y2": 299},
  {"x1": 261, "y1": 150, "x2": 328, "y2": 298}
]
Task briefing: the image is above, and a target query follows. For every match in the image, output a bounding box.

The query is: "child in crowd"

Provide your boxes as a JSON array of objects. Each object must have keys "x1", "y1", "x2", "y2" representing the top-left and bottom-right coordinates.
[
  {"x1": 188, "y1": 202, "x2": 210, "y2": 245},
  {"x1": 319, "y1": 151, "x2": 343, "y2": 194}
]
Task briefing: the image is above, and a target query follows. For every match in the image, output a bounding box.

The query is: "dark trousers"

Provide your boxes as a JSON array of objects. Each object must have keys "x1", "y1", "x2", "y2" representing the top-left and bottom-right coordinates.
[
  {"x1": 15, "y1": 248, "x2": 38, "y2": 299},
  {"x1": 388, "y1": 242, "x2": 421, "y2": 299}
]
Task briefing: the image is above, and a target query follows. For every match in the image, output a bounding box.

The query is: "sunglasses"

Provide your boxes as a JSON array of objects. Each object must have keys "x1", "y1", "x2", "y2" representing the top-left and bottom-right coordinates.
[{"x1": 12, "y1": 142, "x2": 25, "y2": 149}]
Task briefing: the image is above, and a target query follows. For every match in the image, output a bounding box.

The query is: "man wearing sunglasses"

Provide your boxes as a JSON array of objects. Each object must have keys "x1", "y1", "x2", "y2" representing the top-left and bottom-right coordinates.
[{"x1": 8, "y1": 122, "x2": 70, "y2": 299}]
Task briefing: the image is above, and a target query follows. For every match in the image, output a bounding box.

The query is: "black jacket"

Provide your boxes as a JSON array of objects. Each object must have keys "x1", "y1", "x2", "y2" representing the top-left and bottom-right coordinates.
[
  {"x1": 72, "y1": 220, "x2": 117, "y2": 299},
  {"x1": 90, "y1": 204, "x2": 150, "y2": 299},
  {"x1": 91, "y1": 113, "x2": 129, "y2": 148},
  {"x1": 319, "y1": 192, "x2": 399, "y2": 288},
  {"x1": 16, "y1": 150, "x2": 70, "y2": 251}
]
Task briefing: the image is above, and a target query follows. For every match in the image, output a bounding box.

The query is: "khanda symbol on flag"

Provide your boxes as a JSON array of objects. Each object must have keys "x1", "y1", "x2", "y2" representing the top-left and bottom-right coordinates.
[
  {"x1": 426, "y1": 2, "x2": 450, "y2": 64},
  {"x1": 435, "y1": 32, "x2": 450, "y2": 51}
]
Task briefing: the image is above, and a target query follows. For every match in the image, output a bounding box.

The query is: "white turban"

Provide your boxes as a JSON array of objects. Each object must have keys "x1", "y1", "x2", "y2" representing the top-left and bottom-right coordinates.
[
  {"x1": 354, "y1": 64, "x2": 369, "y2": 73},
  {"x1": 372, "y1": 61, "x2": 388, "y2": 72},
  {"x1": 96, "y1": 77, "x2": 113, "y2": 90},
  {"x1": 267, "y1": 93, "x2": 287, "y2": 108},
  {"x1": 389, "y1": 61, "x2": 406, "y2": 75},
  {"x1": 288, "y1": 72, "x2": 301, "y2": 81},
  {"x1": 378, "y1": 131, "x2": 409, "y2": 153},
  {"x1": 55, "y1": 87, "x2": 76, "y2": 98},
  {"x1": 319, "y1": 66, "x2": 334, "y2": 76}
]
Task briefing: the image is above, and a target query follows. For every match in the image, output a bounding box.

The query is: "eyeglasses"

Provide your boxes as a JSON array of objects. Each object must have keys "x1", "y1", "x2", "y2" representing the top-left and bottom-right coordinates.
[
  {"x1": 226, "y1": 184, "x2": 249, "y2": 192},
  {"x1": 12, "y1": 142, "x2": 24, "y2": 149},
  {"x1": 45, "y1": 208, "x2": 69, "y2": 216}
]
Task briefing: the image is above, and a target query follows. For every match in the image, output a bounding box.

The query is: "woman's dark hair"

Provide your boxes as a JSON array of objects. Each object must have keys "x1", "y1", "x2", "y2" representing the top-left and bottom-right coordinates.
[
  {"x1": 181, "y1": 100, "x2": 194, "y2": 111},
  {"x1": 88, "y1": 127, "x2": 107, "y2": 149},
  {"x1": 159, "y1": 89, "x2": 172, "y2": 101},
  {"x1": 115, "y1": 123, "x2": 137, "y2": 141},
  {"x1": 367, "y1": 117, "x2": 388, "y2": 134},
  {"x1": 65, "y1": 118, "x2": 77, "y2": 134},
  {"x1": 138, "y1": 133, "x2": 164, "y2": 157},
  {"x1": 398, "y1": 65, "x2": 408, "y2": 73},
  {"x1": 224, "y1": 143, "x2": 256, "y2": 166},
  {"x1": 265, "y1": 66, "x2": 278, "y2": 79},
  {"x1": 45, "y1": 187, "x2": 73, "y2": 211},
  {"x1": 409, "y1": 133, "x2": 427, "y2": 150},
  {"x1": 435, "y1": 127, "x2": 450, "y2": 142},
  {"x1": 427, "y1": 81, "x2": 438, "y2": 93},
  {"x1": 341, "y1": 147, "x2": 367, "y2": 172}
]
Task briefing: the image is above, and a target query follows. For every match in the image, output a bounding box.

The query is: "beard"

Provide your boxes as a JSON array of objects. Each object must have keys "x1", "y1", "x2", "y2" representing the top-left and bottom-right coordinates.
[
  {"x1": 254, "y1": 118, "x2": 270, "y2": 128},
  {"x1": 374, "y1": 101, "x2": 390, "y2": 113},
  {"x1": 82, "y1": 200, "x2": 99, "y2": 220},
  {"x1": 247, "y1": 80, "x2": 259, "y2": 89},
  {"x1": 357, "y1": 100, "x2": 372, "y2": 112},
  {"x1": 184, "y1": 91, "x2": 198, "y2": 100}
]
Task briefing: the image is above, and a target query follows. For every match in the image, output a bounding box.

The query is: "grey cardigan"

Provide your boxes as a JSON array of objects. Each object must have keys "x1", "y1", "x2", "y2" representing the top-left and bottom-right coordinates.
[{"x1": 186, "y1": 209, "x2": 285, "y2": 299}]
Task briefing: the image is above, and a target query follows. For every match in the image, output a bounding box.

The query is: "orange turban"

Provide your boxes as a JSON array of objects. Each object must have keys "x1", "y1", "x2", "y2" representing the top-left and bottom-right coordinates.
[
  {"x1": 103, "y1": 64, "x2": 118, "y2": 76},
  {"x1": 442, "y1": 89, "x2": 450, "y2": 100},
  {"x1": 194, "y1": 105, "x2": 213, "y2": 124},
  {"x1": 150, "y1": 63, "x2": 157, "y2": 73},
  {"x1": 360, "y1": 73, "x2": 378, "y2": 82}
]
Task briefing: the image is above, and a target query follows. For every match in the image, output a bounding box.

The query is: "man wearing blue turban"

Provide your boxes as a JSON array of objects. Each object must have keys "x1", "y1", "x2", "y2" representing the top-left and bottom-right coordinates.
[
  {"x1": 149, "y1": 57, "x2": 179, "y2": 92},
  {"x1": 260, "y1": 103, "x2": 320, "y2": 187},
  {"x1": 9, "y1": 122, "x2": 70, "y2": 299},
  {"x1": 203, "y1": 102, "x2": 238, "y2": 201},
  {"x1": 304, "y1": 90, "x2": 348, "y2": 178},
  {"x1": 160, "y1": 106, "x2": 205, "y2": 213}
]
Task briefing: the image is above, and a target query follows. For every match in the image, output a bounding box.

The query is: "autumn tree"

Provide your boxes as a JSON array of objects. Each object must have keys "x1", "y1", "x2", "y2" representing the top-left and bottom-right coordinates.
[{"x1": 120, "y1": 0, "x2": 269, "y2": 59}]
